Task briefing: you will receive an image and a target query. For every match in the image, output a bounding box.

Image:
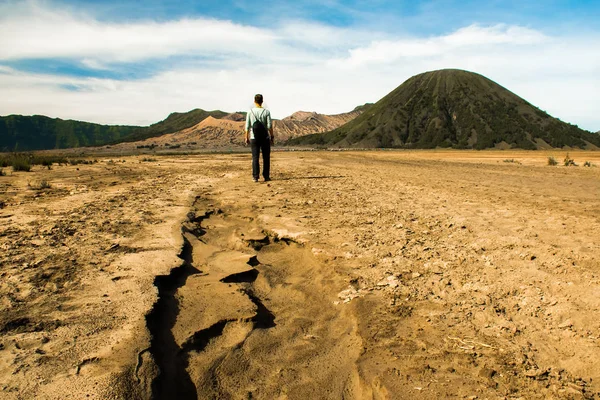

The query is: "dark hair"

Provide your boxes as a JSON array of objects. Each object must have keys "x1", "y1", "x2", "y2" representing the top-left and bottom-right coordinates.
[{"x1": 254, "y1": 94, "x2": 263, "y2": 105}]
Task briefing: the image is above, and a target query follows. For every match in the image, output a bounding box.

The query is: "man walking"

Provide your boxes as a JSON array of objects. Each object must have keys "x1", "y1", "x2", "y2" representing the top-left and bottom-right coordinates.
[{"x1": 245, "y1": 94, "x2": 274, "y2": 182}]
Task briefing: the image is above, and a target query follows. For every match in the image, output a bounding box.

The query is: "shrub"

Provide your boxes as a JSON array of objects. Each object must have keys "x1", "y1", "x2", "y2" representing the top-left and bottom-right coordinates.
[
  {"x1": 0, "y1": 168, "x2": 5, "y2": 176},
  {"x1": 583, "y1": 161, "x2": 593, "y2": 167},
  {"x1": 29, "y1": 180, "x2": 51, "y2": 190},
  {"x1": 0, "y1": 153, "x2": 70, "y2": 169},
  {"x1": 12, "y1": 158, "x2": 31, "y2": 172},
  {"x1": 141, "y1": 157, "x2": 157, "y2": 162},
  {"x1": 67, "y1": 158, "x2": 94, "y2": 165},
  {"x1": 563, "y1": 153, "x2": 576, "y2": 166},
  {"x1": 503, "y1": 159, "x2": 520, "y2": 164},
  {"x1": 547, "y1": 156, "x2": 558, "y2": 166}
]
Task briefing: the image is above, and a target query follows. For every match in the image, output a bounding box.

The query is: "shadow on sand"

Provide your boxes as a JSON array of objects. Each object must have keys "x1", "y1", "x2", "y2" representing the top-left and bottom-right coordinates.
[{"x1": 275, "y1": 175, "x2": 345, "y2": 181}]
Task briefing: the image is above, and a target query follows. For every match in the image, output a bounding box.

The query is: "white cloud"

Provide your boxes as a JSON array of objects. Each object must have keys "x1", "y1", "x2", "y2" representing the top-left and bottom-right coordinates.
[
  {"x1": 0, "y1": 2, "x2": 599, "y2": 132},
  {"x1": 330, "y1": 24, "x2": 549, "y2": 67},
  {"x1": 0, "y1": 1, "x2": 278, "y2": 63}
]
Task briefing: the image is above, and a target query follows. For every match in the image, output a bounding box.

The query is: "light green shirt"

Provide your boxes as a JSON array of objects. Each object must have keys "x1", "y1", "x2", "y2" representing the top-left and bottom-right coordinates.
[{"x1": 245, "y1": 107, "x2": 272, "y2": 139}]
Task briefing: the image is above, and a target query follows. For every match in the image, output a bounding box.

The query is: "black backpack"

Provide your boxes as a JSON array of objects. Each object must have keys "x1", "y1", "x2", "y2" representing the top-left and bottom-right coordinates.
[{"x1": 251, "y1": 109, "x2": 269, "y2": 141}]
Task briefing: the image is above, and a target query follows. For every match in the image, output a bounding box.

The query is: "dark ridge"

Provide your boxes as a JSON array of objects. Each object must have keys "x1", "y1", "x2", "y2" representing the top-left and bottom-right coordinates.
[
  {"x1": 180, "y1": 320, "x2": 233, "y2": 354},
  {"x1": 247, "y1": 255, "x2": 260, "y2": 267},
  {"x1": 145, "y1": 236, "x2": 201, "y2": 400},
  {"x1": 247, "y1": 238, "x2": 270, "y2": 251},
  {"x1": 244, "y1": 289, "x2": 276, "y2": 329},
  {"x1": 276, "y1": 237, "x2": 303, "y2": 246},
  {"x1": 288, "y1": 69, "x2": 600, "y2": 150},
  {"x1": 220, "y1": 269, "x2": 259, "y2": 284},
  {"x1": 183, "y1": 207, "x2": 214, "y2": 237}
]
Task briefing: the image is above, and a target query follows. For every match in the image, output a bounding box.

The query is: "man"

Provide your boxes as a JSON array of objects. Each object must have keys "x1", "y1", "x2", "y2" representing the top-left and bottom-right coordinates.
[{"x1": 245, "y1": 94, "x2": 274, "y2": 182}]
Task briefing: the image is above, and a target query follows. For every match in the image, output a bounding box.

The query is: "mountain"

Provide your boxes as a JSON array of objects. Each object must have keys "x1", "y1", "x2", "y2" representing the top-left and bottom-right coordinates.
[
  {"x1": 0, "y1": 108, "x2": 229, "y2": 152},
  {"x1": 0, "y1": 107, "x2": 363, "y2": 151},
  {"x1": 0, "y1": 115, "x2": 138, "y2": 152},
  {"x1": 114, "y1": 109, "x2": 367, "y2": 150},
  {"x1": 118, "y1": 109, "x2": 229, "y2": 143},
  {"x1": 275, "y1": 109, "x2": 365, "y2": 141},
  {"x1": 289, "y1": 69, "x2": 600, "y2": 150}
]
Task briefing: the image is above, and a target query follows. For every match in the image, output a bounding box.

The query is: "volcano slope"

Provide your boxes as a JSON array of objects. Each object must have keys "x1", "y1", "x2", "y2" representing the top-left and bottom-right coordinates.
[
  {"x1": 1, "y1": 150, "x2": 600, "y2": 399},
  {"x1": 290, "y1": 69, "x2": 600, "y2": 150}
]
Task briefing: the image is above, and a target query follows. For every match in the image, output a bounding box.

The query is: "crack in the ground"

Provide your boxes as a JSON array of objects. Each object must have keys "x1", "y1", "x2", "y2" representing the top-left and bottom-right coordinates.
[
  {"x1": 180, "y1": 319, "x2": 239, "y2": 354},
  {"x1": 144, "y1": 199, "x2": 276, "y2": 399},
  {"x1": 244, "y1": 288, "x2": 277, "y2": 329},
  {"x1": 220, "y1": 268, "x2": 259, "y2": 283},
  {"x1": 145, "y1": 235, "x2": 201, "y2": 400}
]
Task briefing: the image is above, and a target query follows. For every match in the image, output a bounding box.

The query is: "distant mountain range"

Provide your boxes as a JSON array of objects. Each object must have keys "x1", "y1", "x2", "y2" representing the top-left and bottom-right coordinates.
[
  {"x1": 0, "y1": 106, "x2": 369, "y2": 151},
  {"x1": 0, "y1": 109, "x2": 228, "y2": 152},
  {"x1": 107, "y1": 108, "x2": 367, "y2": 151},
  {"x1": 289, "y1": 69, "x2": 600, "y2": 150},
  {"x1": 118, "y1": 109, "x2": 229, "y2": 143},
  {"x1": 1, "y1": 69, "x2": 598, "y2": 151}
]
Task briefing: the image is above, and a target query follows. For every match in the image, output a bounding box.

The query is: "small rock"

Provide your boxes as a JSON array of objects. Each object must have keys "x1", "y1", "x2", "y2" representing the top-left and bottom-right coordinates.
[
  {"x1": 411, "y1": 272, "x2": 421, "y2": 279},
  {"x1": 311, "y1": 248, "x2": 325, "y2": 256},
  {"x1": 558, "y1": 319, "x2": 573, "y2": 329},
  {"x1": 105, "y1": 243, "x2": 120, "y2": 251},
  {"x1": 524, "y1": 369, "x2": 548, "y2": 378},
  {"x1": 564, "y1": 387, "x2": 582, "y2": 396}
]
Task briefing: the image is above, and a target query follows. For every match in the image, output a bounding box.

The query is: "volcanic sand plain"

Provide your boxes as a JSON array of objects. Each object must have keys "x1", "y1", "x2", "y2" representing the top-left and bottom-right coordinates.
[{"x1": 1, "y1": 150, "x2": 599, "y2": 399}]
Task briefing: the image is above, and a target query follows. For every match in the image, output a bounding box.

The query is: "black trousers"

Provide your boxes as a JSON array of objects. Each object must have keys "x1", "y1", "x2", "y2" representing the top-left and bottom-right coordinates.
[{"x1": 251, "y1": 138, "x2": 271, "y2": 180}]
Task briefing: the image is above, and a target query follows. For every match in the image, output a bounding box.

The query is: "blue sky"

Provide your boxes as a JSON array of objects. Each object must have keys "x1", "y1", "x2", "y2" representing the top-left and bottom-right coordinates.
[{"x1": 0, "y1": 0, "x2": 599, "y2": 131}]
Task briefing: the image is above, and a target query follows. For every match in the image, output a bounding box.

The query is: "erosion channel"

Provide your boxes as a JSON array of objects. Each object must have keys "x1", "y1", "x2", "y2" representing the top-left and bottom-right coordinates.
[{"x1": 144, "y1": 196, "x2": 365, "y2": 399}]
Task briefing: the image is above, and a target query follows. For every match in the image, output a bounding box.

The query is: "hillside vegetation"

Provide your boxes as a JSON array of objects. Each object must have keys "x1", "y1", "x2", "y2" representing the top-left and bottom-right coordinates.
[
  {"x1": 289, "y1": 69, "x2": 600, "y2": 149},
  {"x1": 0, "y1": 109, "x2": 228, "y2": 151},
  {"x1": 0, "y1": 115, "x2": 137, "y2": 152}
]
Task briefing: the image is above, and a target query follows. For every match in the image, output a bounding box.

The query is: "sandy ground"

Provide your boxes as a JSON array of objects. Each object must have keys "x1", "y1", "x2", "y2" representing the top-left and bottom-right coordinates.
[{"x1": 1, "y1": 150, "x2": 599, "y2": 399}]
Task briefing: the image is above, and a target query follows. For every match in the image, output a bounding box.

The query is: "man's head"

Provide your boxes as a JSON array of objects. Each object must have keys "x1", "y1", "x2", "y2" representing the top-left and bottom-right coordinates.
[{"x1": 254, "y1": 94, "x2": 263, "y2": 106}]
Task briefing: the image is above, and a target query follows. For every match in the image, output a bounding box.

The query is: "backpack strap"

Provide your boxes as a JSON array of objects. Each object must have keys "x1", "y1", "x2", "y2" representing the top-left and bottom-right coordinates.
[
  {"x1": 250, "y1": 108, "x2": 266, "y2": 129},
  {"x1": 251, "y1": 108, "x2": 265, "y2": 122}
]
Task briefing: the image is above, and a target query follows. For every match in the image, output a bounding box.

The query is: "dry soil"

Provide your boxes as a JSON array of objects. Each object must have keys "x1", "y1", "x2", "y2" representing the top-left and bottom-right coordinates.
[{"x1": 1, "y1": 150, "x2": 599, "y2": 399}]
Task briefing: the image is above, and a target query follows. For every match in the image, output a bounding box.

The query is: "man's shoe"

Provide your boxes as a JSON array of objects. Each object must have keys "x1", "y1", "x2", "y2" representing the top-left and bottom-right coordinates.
[
  {"x1": 264, "y1": 178, "x2": 271, "y2": 182},
  {"x1": 253, "y1": 178, "x2": 259, "y2": 183}
]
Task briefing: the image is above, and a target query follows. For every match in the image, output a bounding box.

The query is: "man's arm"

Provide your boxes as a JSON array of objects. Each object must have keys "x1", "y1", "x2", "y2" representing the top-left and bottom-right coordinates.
[
  {"x1": 266, "y1": 111, "x2": 274, "y2": 144},
  {"x1": 244, "y1": 112, "x2": 250, "y2": 145}
]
